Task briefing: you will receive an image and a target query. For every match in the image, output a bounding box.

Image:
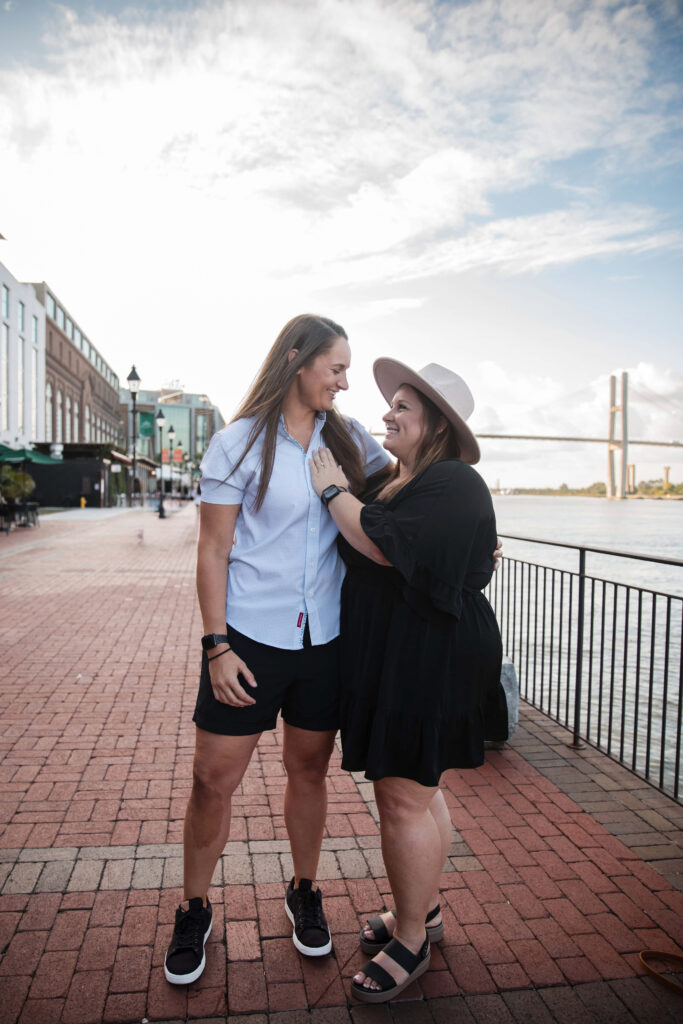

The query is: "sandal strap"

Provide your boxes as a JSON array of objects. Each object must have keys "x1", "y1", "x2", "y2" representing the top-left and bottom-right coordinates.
[
  {"x1": 361, "y1": 959, "x2": 398, "y2": 991},
  {"x1": 382, "y1": 934, "x2": 429, "y2": 974},
  {"x1": 425, "y1": 903, "x2": 440, "y2": 924},
  {"x1": 365, "y1": 914, "x2": 394, "y2": 944}
]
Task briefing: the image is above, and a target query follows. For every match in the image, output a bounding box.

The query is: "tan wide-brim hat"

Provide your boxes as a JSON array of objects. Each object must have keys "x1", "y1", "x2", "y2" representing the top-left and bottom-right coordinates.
[{"x1": 373, "y1": 359, "x2": 481, "y2": 465}]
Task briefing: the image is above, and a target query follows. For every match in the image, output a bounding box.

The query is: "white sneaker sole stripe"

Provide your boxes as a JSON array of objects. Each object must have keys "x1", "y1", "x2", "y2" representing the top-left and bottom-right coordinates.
[
  {"x1": 285, "y1": 900, "x2": 332, "y2": 957},
  {"x1": 164, "y1": 916, "x2": 213, "y2": 985}
]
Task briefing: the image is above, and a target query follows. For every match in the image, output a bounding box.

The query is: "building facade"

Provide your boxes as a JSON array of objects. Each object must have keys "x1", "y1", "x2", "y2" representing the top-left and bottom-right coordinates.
[
  {"x1": 0, "y1": 262, "x2": 46, "y2": 447},
  {"x1": 32, "y1": 282, "x2": 121, "y2": 449},
  {"x1": 119, "y1": 387, "x2": 225, "y2": 488}
]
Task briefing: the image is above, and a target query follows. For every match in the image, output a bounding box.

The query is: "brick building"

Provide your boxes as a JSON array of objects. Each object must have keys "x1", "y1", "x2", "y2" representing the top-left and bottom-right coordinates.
[{"x1": 32, "y1": 281, "x2": 121, "y2": 448}]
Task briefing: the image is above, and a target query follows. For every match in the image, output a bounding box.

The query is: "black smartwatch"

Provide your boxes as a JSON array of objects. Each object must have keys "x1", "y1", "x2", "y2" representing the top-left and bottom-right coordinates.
[
  {"x1": 320, "y1": 484, "x2": 348, "y2": 507},
  {"x1": 201, "y1": 633, "x2": 230, "y2": 651}
]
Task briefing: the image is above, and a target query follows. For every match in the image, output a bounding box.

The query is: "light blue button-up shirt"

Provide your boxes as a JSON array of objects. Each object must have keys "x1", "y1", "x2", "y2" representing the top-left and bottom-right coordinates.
[{"x1": 199, "y1": 413, "x2": 389, "y2": 650}]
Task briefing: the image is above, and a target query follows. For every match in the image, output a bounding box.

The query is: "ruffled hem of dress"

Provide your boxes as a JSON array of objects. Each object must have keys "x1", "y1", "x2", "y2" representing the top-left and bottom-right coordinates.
[{"x1": 340, "y1": 706, "x2": 486, "y2": 787}]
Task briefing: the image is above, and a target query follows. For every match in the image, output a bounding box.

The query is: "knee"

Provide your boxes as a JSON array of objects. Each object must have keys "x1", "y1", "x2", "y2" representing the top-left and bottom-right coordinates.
[
  {"x1": 375, "y1": 781, "x2": 430, "y2": 826},
  {"x1": 191, "y1": 757, "x2": 241, "y2": 804},
  {"x1": 283, "y1": 751, "x2": 330, "y2": 787}
]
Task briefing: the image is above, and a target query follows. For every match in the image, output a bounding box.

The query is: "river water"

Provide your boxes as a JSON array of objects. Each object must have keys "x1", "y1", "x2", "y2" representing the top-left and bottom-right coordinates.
[
  {"x1": 488, "y1": 496, "x2": 682, "y2": 796},
  {"x1": 492, "y1": 495, "x2": 682, "y2": 597}
]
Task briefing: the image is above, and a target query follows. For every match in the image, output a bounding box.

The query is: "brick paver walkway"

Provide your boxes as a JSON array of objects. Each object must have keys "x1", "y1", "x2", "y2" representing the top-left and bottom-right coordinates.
[{"x1": 1, "y1": 507, "x2": 682, "y2": 1023}]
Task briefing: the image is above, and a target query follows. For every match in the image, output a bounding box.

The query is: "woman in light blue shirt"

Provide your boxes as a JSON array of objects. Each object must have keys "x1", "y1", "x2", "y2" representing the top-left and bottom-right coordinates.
[{"x1": 164, "y1": 314, "x2": 390, "y2": 985}]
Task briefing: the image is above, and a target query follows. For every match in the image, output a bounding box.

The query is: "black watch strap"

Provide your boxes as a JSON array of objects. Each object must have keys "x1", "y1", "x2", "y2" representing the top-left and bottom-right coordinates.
[
  {"x1": 321, "y1": 484, "x2": 348, "y2": 507},
  {"x1": 201, "y1": 632, "x2": 230, "y2": 651}
]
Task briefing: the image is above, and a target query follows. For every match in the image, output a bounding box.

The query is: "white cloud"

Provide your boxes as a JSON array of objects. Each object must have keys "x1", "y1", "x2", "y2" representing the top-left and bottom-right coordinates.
[{"x1": 0, "y1": 0, "x2": 680, "y2": 443}]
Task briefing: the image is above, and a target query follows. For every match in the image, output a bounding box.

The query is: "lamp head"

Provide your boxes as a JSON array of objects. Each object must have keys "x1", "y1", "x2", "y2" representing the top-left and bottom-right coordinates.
[{"x1": 127, "y1": 365, "x2": 141, "y2": 395}]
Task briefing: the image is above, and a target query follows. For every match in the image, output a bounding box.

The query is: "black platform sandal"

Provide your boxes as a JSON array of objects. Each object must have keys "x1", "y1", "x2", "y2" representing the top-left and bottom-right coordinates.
[
  {"x1": 351, "y1": 933, "x2": 431, "y2": 1003},
  {"x1": 359, "y1": 903, "x2": 443, "y2": 954}
]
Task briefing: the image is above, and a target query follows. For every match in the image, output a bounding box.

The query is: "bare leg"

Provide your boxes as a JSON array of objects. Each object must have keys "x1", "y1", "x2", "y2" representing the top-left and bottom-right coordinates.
[
  {"x1": 362, "y1": 786, "x2": 452, "y2": 941},
  {"x1": 282, "y1": 724, "x2": 336, "y2": 884},
  {"x1": 183, "y1": 727, "x2": 260, "y2": 901},
  {"x1": 355, "y1": 777, "x2": 441, "y2": 991}
]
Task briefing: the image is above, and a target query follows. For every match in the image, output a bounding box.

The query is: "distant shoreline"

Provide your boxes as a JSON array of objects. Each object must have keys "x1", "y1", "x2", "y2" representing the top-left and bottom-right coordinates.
[{"x1": 492, "y1": 492, "x2": 683, "y2": 501}]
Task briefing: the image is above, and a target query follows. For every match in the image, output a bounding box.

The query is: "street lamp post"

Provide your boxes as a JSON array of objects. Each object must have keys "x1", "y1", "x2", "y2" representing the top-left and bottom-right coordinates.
[
  {"x1": 176, "y1": 440, "x2": 182, "y2": 497},
  {"x1": 126, "y1": 365, "x2": 141, "y2": 507},
  {"x1": 167, "y1": 425, "x2": 176, "y2": 502},
  {"x1": 156, "y1": 409, "x2": 166, "y2": 519}
]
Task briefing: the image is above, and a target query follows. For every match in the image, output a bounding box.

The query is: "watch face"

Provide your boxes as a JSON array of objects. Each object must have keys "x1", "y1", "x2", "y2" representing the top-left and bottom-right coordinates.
[{"x1": 202, "y1": 633, "x2": 227, "y2": 650}]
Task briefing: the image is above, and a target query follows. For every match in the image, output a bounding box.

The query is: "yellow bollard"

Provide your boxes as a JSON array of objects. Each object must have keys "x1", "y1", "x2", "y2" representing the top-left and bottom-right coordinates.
[{"x1": 80, "y1": 497, "x2": 87, "y2": 509}]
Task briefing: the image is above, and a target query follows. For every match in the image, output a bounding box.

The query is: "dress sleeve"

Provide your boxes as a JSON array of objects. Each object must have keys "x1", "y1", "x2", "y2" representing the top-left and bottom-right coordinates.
[
  {"x1": 199, "y1": 423, "x2": 251, "y2": 505},
  {"x1": 360, "y1": 461, "x2": 494, "y2": 617}
]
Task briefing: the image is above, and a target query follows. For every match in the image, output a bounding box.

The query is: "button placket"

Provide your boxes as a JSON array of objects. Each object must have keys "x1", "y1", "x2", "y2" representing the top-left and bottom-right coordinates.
[{"x1": 302, "y1": 429, "x2": 324, "y2": 643}]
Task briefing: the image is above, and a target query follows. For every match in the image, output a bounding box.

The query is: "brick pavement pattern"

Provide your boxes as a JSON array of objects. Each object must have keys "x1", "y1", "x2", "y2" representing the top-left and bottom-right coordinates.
[{"x1": 0, "y1": 507, "x2": 682, "y2": 1023}]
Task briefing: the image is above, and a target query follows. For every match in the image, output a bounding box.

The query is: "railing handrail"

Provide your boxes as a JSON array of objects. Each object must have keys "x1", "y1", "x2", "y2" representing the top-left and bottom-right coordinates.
[{"x1": 499, "y1": 533, "x2": 683, "y2": 569}]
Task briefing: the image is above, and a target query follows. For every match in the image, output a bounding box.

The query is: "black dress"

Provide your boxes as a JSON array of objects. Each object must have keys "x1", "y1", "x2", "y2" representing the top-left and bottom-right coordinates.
[{"x1": 338, "y1": 459, "x2": 508, "y2": 787}]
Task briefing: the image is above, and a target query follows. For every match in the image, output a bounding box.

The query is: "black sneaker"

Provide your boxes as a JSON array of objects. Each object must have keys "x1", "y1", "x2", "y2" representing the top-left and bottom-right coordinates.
[
  {"x1": 285, "y1": 877, "x2": 332, "y2": 957},
  {"x1": 164, "y1": 897, "x2": 213, "y2": 984}
]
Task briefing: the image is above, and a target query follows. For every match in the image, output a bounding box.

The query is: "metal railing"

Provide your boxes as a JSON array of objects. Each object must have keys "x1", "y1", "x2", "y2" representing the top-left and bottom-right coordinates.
[{"x1": 486, "y1": 535, "x2": 683, "y2": 801}]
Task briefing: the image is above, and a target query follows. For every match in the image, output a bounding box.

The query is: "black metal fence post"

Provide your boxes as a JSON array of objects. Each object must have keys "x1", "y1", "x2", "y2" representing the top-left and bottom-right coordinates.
[{"x1": 572, "y1": 547, "x2": 586, "y2": 748}]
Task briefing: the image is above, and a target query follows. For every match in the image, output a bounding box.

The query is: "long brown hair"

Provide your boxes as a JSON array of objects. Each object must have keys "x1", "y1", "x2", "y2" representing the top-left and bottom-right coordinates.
[
  {"x1": 229, "y1": 314, "x2": 366, "y2": 511},
  {"x1": 377, "y1": 386, "x2": 460, "y2": 502}
]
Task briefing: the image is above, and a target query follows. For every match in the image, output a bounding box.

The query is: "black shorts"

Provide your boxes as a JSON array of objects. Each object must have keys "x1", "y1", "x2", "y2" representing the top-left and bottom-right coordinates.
[{"x1": 192, "y1": 623, "x2": 340, "y2": 736}]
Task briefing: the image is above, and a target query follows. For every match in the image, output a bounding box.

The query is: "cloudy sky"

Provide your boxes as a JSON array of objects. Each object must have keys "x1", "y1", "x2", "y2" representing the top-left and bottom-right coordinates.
[{"x1": 1, "y1": 0, "x2": 681, "y2": 488}]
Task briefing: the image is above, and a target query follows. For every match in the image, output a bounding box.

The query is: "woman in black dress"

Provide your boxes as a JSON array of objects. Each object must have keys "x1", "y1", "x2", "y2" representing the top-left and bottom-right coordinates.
[{"x1": 309, "y1": 360, "x2": 507, "y2": 1003}]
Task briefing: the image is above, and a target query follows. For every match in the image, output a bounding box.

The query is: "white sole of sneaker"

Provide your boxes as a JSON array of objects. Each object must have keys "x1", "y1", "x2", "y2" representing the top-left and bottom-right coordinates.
[
  {"x1": 285, "y1": 900, "x2": 332, "y2": 957},
  {"x1": 164, "y1": 917, "x2": 213, "y2": 984}
]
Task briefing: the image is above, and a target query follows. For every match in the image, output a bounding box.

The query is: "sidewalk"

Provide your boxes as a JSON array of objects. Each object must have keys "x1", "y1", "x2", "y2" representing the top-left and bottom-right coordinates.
[{"x1": 0, "y1": 505, "x2": 681, "y2": 1024}]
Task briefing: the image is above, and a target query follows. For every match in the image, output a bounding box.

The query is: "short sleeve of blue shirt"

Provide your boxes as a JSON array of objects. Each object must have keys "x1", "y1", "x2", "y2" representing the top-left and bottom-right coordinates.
[{"x1": 199, "y1": 420, "x2": 255, "y2": 505}]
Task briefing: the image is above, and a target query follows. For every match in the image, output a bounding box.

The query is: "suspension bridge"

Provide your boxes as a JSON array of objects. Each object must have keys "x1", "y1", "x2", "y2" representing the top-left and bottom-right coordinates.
[
  {"x1": 372, "y1": 373, "x2": 683, "y2": 499},
  {"x1": 476, "y1": 373, "x2": 682, "y2": 499}
]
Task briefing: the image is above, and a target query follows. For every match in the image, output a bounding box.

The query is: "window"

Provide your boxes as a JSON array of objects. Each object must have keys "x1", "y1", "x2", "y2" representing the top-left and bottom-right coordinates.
[
  {"x1": 45, "y1": 382, "x2": 53, "y2": 442},
  {"x1": 18, "y1": 301, "x2": 25, "y2": 332},
  {"x1": 65, "y1": 396, "x2": 72, "y2": 443},
  {"x1": 32, "y1": 315, "x2": 38, "y2": 344},
  {"x1": 32, "y1": 348, "x2": 38, "y2": 439},
  {"x1": 1, "y1": 323, "x2": 8, "y2": 430},
  {"x1": 66, "y1": 317, "x2": 74, "y2": 339},
  {"x1": 73, "y1": 399, "x2": 79, "y2": 442},
  {"x1": 82, "y1": 338, "x2": 90, "y2": 359},
  {"x1": 56, "y1": 389, "x2": 63, "y2": 442},
  {"x1": 90, "y1": 349, "x2": 97, "y2": 366},
  {"x1": 46, "y1": 293, "x2": 56, "y2": 319},
  {"x1": 85, "y1": 404, "x2": 91, "y2": 442},
  {"x1": 195, "y1": 412, "x2": 210, "y2": 456},
  {"x1": 1, "y1": 284, "x2": 8, "y2": 318},
  {"x1": 74, "y1": 327, "x2": 81, "y2": 349},
  {"x1": 17, "y1": 340, "x2": 24, "y2": 435},
  {"x1": 56, "y1": 307, "x2": 65, "y2": 330}
]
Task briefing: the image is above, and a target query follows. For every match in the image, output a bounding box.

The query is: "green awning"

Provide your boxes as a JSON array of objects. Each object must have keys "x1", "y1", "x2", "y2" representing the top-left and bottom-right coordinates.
[{"x1": 0, "y1": 444, "x2": 61, "y2": 464}]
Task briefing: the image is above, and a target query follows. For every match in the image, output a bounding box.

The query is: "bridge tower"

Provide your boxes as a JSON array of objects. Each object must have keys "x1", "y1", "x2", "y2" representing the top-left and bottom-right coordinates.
[{"x1": 607, "y1": 371, "x2": 628, "y2": 499}]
